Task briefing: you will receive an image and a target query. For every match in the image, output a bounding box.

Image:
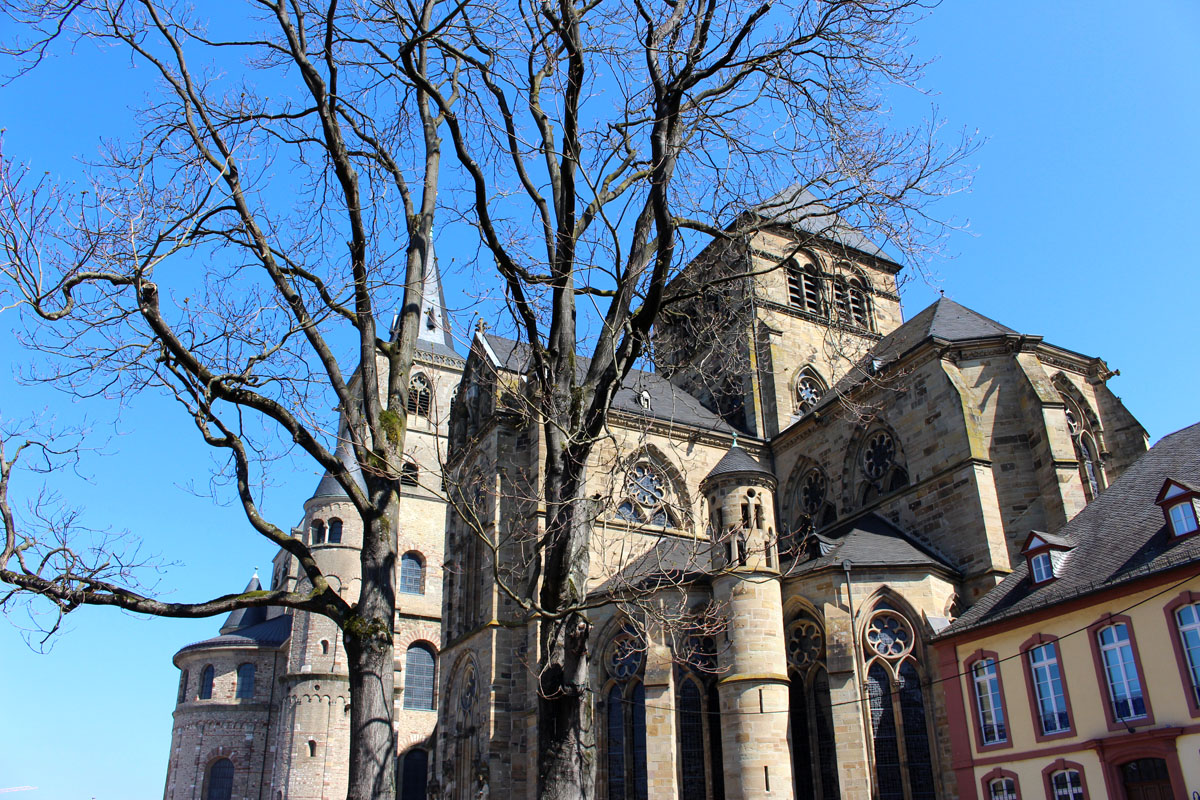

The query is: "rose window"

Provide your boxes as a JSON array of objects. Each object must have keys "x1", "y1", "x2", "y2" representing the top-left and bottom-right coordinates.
[
  {"x1": 786, "y1": 618, "x2": 824, "y2": 670},
  {"x1": 616, "y1": 462, "x2": 677, "y2": 527},
  {"x1": 796, "y1": 376, "x2": 823, "y2": 413},
  {"x1": 607, "y1": 632, "x2": 645, "y2": 680},
  {"x1": 799, "y1": 470, "x2": 827, "y2": 515},
  {"x1": 862, "y1": 432, "x2": 896, "y2": 480},
  {"x1": 865, "y1": 611, "x2": 913, "y2": 659}
]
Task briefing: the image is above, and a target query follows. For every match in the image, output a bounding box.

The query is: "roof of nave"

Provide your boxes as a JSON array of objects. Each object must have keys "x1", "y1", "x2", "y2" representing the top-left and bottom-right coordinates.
[
  {"x1": 703, "y1": 444, "x2": 774, "y2": 484},
  {"x1": 748, "y1": 186, "x2": 902, "y2": 269},
  {"x1": 791, "y1": 513, "x2": 957, "y2": 576},
  {"x1": 478, "y1": 333, "x2": 735, "y2": 435},
  {"x1": 942, "y1": 421, "x2": 1200, "y2": 638}
]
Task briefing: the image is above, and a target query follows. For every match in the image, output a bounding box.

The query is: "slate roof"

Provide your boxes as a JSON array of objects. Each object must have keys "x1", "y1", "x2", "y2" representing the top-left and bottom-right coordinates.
[
  {"x1": 480, "y1": 333, "x2": 734, "y2": 435},
  {"x1": 816, "y1": 298, "x2": 1022, "y2": 406},
  {"x1": 310, "y1": 441, "x2": 369, "y2": 501},
  {"x1": 943, "y1": 422, "x2": 1200, "y2": 638},
  {"x1": 703, "y1": 445, "x2": 773, "y2": 484},
  {"x1": 792, "y1": 513, "x2": 957, "y2": 575},
  {"x1": 219, "y1": 575, "x2": 266, "y2": 633},
  {"x1": 749, "y1": 186, "x2": 900, "y2": 267},
  {"x1": 177, "y1": 612, "x2": 293, "y2": 656},
  {"x1": 1025, "y1": 530, "x2": 1075, "y2": 550}
]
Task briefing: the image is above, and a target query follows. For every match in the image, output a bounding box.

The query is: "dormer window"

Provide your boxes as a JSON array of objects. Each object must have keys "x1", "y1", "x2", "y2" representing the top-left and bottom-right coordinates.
[
  {"x1": 1169, "y1": 502, "x2": 1199, "y2": 537},
  {"x1": 1155, "y1": 479, "x2": 1200, "y2": 539},
  {"x1": 1021, "y1": 531, "x2": 1072, "y2": 584},
  {"x1": 1031, "y1": 552, "x2": 1054, "y2": 583}
]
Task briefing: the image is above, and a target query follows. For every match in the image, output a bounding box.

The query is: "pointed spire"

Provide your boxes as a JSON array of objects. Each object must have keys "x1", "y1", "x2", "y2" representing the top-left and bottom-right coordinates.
[
  {"x1": 416, "y1": 244, "x2": 455, "y2": 350},
  {"x1": 219, "y1": 572, "x2": 268, "y2": 634}
]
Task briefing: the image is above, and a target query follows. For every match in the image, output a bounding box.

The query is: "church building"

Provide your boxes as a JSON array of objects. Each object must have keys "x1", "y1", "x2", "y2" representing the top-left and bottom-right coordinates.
[{"x1": 160, "y1": 195, "x2": 1150, "y2": 800}]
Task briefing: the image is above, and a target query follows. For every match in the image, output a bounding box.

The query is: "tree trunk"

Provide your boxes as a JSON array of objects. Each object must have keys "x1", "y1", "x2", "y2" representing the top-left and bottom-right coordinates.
[
  {"x1": 345, "y1": 509, "x2": 399, "y2": 800},
  {"x1": 538, "y1": 610, "x2": 594, "y2": 800}
]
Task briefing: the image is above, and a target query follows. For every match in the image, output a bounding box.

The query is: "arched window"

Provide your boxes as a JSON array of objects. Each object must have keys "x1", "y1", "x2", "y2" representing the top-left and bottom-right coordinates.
[
  {"x1": 847, "y1": 278, "x2": 870, "y2": 329},
  {"x1": 307, "y1": 740, "x2": 317, "y2": 757},
  {"x1": 863, "y1": 605, "x2": 935, "y2": 800},
  {"x1": 675, "y1": 632, "x2": 724, "y2": 800},
  {"x1": 786, "y1": 465, "x2": 835, "y2": 553},
  {"x1": 401, "y1": 460, "x2": 420, "y2": 487},
  {"x1": 320, "y1": 639, "x2": 330, "y2": 655},
  {"x1": 400, "y1": 748, "x2": 429, "y2": 800},
  {"x1": 199, "y1": 664, "x2": 215, "y2": 700},
  {"x1": 1048, "y1": 769, "x2": 1083, "y2": 800},
  {"x1": 404, "y1": 643, "x2": 437, "y2": 710},
  {"x1": 793, "y1": 368, "x2": 828, "y2": 417},
  {"x1": 327, "y1": 518, "x2": 343, "y2": 544},
  {"x1": 400, "y1": 552, "x2": 425, "y2": 595},
  {"x1": 311, "y1": 519, "x2": 326, "y2": 545},
  {"x1": 205, "y1": 758, "x2": 234, "y2": 800},
  {"x1": 786, "y1": 260, "x2": 824, "y2": 315},
  {"x1": 615, "y1": 460, "x2": 681, "y2": 528},
  {"x1": 178, "y1": 669, "x2": 190, "y2": 704},
  {"x1": 407, "y1": 373, "x2": 432, "y2": 417},
  {"x1": 786, "y1": 613, "x2": 840, "y2": 800},
  {"x1": 236, "y1": 663, "x2": 255, "y2": 699},
  {"x1": 603, "y1": 628, "x2": 648, "y2": 800},
  {"x1": 1059, "y1": 388, "x2": 1106, "y2": 502},
  {"x1": 855, "y1": 428, "x2": 909, "y2": 507}
]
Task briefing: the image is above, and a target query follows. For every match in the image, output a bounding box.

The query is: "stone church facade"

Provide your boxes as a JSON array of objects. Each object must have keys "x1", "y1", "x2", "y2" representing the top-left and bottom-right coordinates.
[{"x1": 161, "y1": 200, "x2": 1148, "y2": 800}]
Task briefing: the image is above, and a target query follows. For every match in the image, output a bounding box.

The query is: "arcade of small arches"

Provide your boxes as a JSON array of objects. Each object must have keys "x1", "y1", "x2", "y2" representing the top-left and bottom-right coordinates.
[{"x1": 179, "y1": 661, "x2": 257, "y2": 703}]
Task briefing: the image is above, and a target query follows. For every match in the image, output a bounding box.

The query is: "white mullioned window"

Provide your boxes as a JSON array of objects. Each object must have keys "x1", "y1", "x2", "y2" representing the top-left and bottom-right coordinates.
[
  {"x1": 1050, "y1": 769, "x2": 1084, "y2": 800},
  {"x1": 1029, "y1": 642, "x2": 1070, "y2": 734},
  {"x1": 1176, "y1": 602, "x2": 1200, "y2": 705},
  {"x1": 971, "y1": 658, "x2": 1007, "y2": 744},
  {"x1": 1030, "y1": 552, "x2": 1054, "y2": 582},
  {"x1": 1169, "y1": 501, "x2": 1199, "y2": 536},
  {"x1": 988, "y1": 777, "x2": 1017, "y2": 800},
  {"x1": 1097, "y1": 623, "x2": 1146, "y2": 721}
]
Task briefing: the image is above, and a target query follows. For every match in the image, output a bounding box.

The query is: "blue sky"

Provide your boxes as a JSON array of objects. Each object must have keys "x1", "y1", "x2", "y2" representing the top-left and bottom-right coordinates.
[{"x1": 1, "y1": 3, "x2": 1198, "y2": 798}]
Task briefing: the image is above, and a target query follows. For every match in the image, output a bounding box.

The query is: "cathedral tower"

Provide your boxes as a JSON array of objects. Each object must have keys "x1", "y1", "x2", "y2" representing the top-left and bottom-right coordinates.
[{"x1": 702, "y1": 444, "x2": 794, "y2": 800}]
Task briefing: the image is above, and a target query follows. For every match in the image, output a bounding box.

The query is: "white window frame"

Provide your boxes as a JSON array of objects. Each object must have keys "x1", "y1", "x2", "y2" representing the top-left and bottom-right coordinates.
[
  {"x1": 1176, "y1": 602, "x2": 1200, "y2": 706},
  {"x1": 1050, "y1": 769, "x2": 1084, "y2": 800},
  {"x1": 1168, "y1": 501, "x2": 1199, "y2": 536},
  {"x1": 1030, "y1": 551, "x2": 1054, "y2": 583},
  {"x1": 1029, "y1": 643, "x2": 1070, "y2": 735},
  {"x1": 971, "y1": 658, "x2": 1007, "y2": 745},
  {"x1": 1097, "y1": 623, "x2": 1146, "y2": 721},
  {"x1": 987, "y1": 777, "x2": 1016, "y2": 800}
]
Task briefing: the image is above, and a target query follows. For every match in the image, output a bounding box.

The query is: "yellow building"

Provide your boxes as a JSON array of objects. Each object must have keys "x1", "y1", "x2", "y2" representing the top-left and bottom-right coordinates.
[{"x1": 935, "y1": 423, "x2": 1200, "y2": 800}]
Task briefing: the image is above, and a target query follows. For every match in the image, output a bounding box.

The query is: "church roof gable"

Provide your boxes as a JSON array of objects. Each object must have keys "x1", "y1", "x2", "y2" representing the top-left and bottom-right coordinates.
[{"x1": 793, "y1": 513, "x2": 957, "y2": 574}]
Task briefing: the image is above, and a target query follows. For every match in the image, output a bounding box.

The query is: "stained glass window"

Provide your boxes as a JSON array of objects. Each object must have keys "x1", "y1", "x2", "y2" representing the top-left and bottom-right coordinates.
[
  {"x1": 678, "y1": 680, "x2": 707, "y2": 797},
  {"x1": 617, "y1": 462, "x2": 678, "y2": 527},
  {"x1": 868, "y1": 663, "x2": 903, "y2": 800},
  {"x1": 404, "y1": 644, "x2": 436, "y2": 711},
  {"x1": 199, "y1": 664, "x2": 214, "y2": 700},
  {"x1": 400, "y1": 552, "x2": 424, "y2": 595},
  {"x1": 236, "y1": 663, "x2": 255, "y2": 699},
  {"x1": 206, "y1": 758, "x2": 233, "y2": 800}
]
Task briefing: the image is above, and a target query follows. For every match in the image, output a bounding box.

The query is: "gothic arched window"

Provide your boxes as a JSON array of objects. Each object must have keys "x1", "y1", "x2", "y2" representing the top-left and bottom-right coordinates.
[
  {"x1": 786, "y1": 260, "x2": 824, "y2": 315},
  {"x1": 407, "y1": 373, "x2": 432, "y2": 418},
  {"x1": 832, "y1": 268, "x2": 871, "y2": 329},
  {"x1": 856, "y1": 429, "x2": 909, "y2": 507},
  {"x1": 786, "y1": 613, "x2": 840, "y2": 800},
  {"x1": 863, "y1": 605, "x2": 935, "y2": 800},
  {"x1": 205, "y1": 758, "x2": 234, "y2": 800},
  {"x1": 1061, "y1": 392, "x2": 1105, "y2": 501},
  {"x1": 793, "y1": 368, "x2": 828, "y2": 416},
  {"x1": 616, "y1": 461, "x2": 681, "y2": 528},
  {"x1": 400, "y1": 551, "x2": 425, "y2": 595},
  {"x1": 603, "y1": 628, "x2": 648, "y2": 800},
  {"x1": 199, "y1": 664, "x2": 215, "y2": 700},
  {"x1": 404, "y1": 643, "x2": 437, "y2": 711},
  {"x1": 236, "y1": 663, "x2": 255, "y2": 699}
]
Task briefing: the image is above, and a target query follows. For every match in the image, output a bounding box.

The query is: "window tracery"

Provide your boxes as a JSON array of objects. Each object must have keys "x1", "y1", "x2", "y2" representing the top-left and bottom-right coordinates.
[
  {"x1": 603, "y1": 626, "x2": 648, "y2": 800},
  {"x1": 793, "y1": 368, "x2": 828, "y2": 416},
  {"x1": 408, "y1": 373, "x2": 432, "y2": 418},
  {"x1": 615, "y1": 461, "x2": 681, "y2": 528},
  {"x1": 786, "y1": 612, "x2": 840, "y2": 800},
  {"x1": 862, "y1": 604, "x2": 935, "y2": 800},
  {"x1": 1056, "y1": 380, "x2": 1106, "y2": 502},
  {"x1": 855, "y1": 429, "x2": 909, "y2": 506},
  {"x1": 674, "y1": 630, "x2": 724, "y2": 800}
]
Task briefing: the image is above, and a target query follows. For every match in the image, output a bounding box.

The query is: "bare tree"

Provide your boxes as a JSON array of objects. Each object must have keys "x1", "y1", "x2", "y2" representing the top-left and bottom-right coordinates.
[
  {"x1": 408, "y1": 1, "x2": 974, "y2": 798},
  {"x1": 0, "y1": 1, "x2": 456, "y2": 797}
]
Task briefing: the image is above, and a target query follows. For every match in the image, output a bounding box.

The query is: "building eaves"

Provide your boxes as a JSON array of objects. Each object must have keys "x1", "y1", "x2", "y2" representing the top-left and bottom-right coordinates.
[{"x1": 175, "y1": 613, "x2": 293, "y2": 661}]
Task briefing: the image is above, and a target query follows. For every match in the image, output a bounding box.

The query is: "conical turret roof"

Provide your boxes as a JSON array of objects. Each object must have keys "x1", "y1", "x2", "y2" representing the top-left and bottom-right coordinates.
[
  {"x1": 218, "y1": 573, "x2": 267, "y2": 634},
  {"x1": 310, "y1": 441, "x2": 368, "y2": 501},
  {"x1": 702, "y1": 443, "x2": 774, "y2": 486}
]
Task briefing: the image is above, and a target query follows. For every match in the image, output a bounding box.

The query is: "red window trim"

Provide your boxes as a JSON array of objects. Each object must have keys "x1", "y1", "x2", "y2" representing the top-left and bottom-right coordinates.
[
  {"x1": 964, "y1": 648, "x2": 1013, "y2": 752},
  {"x1": 979, "y1": 767, "x2": 1021, "y2": 800},
  {"x1": 1093, "y1": 728, "x2": 1187, "y2": 799},
  {"x1": 1040, "y1": 758, "x2": 1090, "y2": 800},
  {"x1": 1086, "y1": 613, "x2": 1156, "y2": 732},
  {"x1": 1018, "y1": 633, "x2": 1076, "y2": 743},
  {"x1": 1162, "y1": 589, "x2": 1200, "y2": 718}
]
